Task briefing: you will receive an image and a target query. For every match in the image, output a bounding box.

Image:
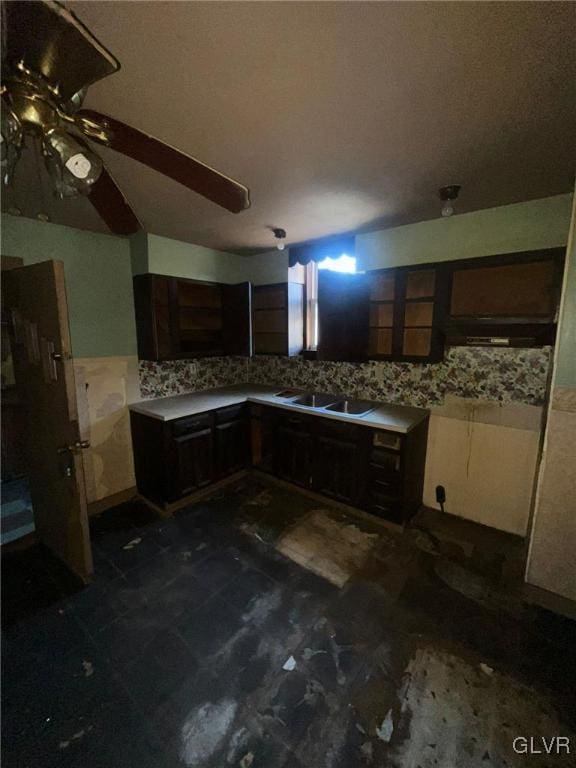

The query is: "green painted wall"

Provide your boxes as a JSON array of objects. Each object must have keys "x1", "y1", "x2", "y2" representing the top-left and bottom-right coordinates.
[
  {"x1": 244, "y1": 250, "x2": 289, "y2": 285},
  {"x1": 355, "y1": 194, "x2": 573, "y2": 271},
  {"x1": 130, "y1": 229, "x2": 150, "y2": 276},
  {"x1": 147, "y1": 234, "x2": 248, "y2": 284},
  {"x1": 1, "y1": 214, "x2": 137, "y2": 358},
  {"x1": 553, "y1": 191, "x2": 576, "y2": 388}
]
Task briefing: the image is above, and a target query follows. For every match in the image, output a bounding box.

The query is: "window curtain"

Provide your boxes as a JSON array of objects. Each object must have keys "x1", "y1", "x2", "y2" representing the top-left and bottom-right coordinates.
[{"x1": 288, "y1": 235, "x2": 355, "y2": 268}]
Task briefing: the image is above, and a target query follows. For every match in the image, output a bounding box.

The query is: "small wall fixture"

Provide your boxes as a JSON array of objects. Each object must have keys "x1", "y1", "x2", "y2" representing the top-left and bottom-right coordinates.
[
  {"x1": 273, "y1": 227, "x2": 286, "y2": 251},
  {"x1": 438, "y1": 185, "x2": 461, "y2": 217}
]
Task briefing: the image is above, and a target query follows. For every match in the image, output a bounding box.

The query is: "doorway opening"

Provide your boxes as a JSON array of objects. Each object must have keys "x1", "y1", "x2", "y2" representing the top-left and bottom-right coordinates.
[{"x1": 1, "y1": 258, "x2": 35, "y2": 545}]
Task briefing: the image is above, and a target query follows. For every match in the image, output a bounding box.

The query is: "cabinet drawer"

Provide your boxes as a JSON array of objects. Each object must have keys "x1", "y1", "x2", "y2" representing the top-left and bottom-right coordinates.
[
  {"x1": 373, "y1": 431, "x2": 402, "y2": 451},
  {"x1": 279, "y1": 413, "x2": 311, "y2": 431},
  {"x1": 317, "y1": 418, "x2": 364, "y2": 442},
  {"x1": 370, "y1": 449, "x2": 401, "y2": 474},
  {"x1": 215, "y1": 404, "x2": 246, "y2": 424},
  {"x1": 368, "y1": 474, "x2": 400, "y2": 495},
  {"x1": 172, "y1": 413, "x2": 212, "y2": 436},
  {"x1": 366, "y1": 492, "x2": 404, "y2": 524}
]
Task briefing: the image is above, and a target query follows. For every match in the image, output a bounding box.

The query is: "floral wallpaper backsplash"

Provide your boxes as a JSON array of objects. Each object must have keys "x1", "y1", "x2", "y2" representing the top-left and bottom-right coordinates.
[
  {"x1": 139, "y1": 357, "x2": 250, "y2": 399},
  {"x1": 139, "y1": 346, "x2": 552, "y2": 408}
]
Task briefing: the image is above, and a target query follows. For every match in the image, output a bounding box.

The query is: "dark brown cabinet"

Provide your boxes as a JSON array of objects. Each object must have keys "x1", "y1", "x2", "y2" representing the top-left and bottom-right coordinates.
[
  {"x1": 170, "y1": 425, "x2": 214, "y2": 499},
  {"x1": 312, "y1": 420, "x2": 368, "y2": 505},
  {"x1": 317, "y1": 271, "x2": 370, "y2": 361},
  {"x1": 214, "y1": 405, "x2": 250, "y2": 478},
  {"x1": 132, "y1": 400, "x2": 428, "y2": 523},
  {"x1": 364, "y1": 420, "x2": 428, "y2": 523},
  {"x1": 367, "y1": 265, "x2": 445, "y2": 363},
  {"x1": 130, "y1": 405, "x2": 250, "y2": 505},
  {"x1": 273, "y1": 413, "x2": 314, "y2": 487},
  {"x1": 365, "y1": 248, "x2": 563, "y2": 361},
  {"x1": 133, "y1": 274, "x2": 251, "y2": 360},
  {"x1": 444, "y1": 248, "x2": 564, "y2": 347},
  {"x1": 250, "y1": 404, "x2": 277, "y2": 472},
  {"x1": 450, "y1": 259, "x2": 557, "y2": 319},
  {"x1": 250, "y1": 405, "x2": 427, "y2": 522},
  {"x1": 252, "y1": 283, "x2": 304, "y2": 356}
]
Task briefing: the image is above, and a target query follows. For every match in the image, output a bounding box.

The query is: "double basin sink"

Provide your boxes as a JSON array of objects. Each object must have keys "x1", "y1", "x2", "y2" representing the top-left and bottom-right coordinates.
[{"x1": 274, "y1": 389, "x2": 375, "y2": 416}]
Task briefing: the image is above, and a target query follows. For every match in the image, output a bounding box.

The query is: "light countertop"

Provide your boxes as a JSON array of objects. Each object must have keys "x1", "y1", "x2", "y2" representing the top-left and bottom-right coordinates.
[{"x1": 129, "y1": 384, "x2": 429, "y2": 434}]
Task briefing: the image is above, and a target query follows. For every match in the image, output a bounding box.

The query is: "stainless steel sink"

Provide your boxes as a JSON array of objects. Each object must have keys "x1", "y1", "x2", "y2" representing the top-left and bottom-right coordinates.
[
  {"x1": 292, "y1": 393, "x2": 339, "y2": 408},
  {"x1": 274, "y1": 389, "x2": 301, "y2": 399},
  {"x1": 325, "y1": 399, "x2": 375, "y2": 416}
]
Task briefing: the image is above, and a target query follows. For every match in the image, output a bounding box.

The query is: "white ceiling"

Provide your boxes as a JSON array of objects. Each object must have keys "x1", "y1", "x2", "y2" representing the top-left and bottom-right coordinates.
[{"x1": 4, "y1": 1, "x2": 576, "y2": 253}]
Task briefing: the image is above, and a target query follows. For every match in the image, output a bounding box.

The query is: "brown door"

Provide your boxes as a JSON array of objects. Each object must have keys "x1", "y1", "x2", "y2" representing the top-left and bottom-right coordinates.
[{"x1": 3, "y1": 260, "x2": 93, "y2": 580}]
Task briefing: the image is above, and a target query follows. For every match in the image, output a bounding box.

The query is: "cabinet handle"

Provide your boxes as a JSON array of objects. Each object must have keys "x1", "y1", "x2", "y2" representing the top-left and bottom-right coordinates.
[{"x1": 58, "y1": 440, "x2": 90, "y2": 454}]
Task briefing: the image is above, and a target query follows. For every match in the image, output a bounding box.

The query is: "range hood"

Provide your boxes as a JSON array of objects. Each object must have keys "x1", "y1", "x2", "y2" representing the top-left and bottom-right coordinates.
[{"x1": 444, "y1": 320, "x2": 557, "y2": 348}]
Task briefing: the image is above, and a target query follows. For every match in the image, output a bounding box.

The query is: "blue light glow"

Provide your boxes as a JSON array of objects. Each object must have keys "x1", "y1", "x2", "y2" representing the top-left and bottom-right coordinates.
[{"x1": 317, "y1": 254, "x2": 357, "y2": 273}]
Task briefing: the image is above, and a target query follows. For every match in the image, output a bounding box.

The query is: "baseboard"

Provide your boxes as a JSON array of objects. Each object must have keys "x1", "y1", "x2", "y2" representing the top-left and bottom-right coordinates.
[
  {"x1": 251, "y1": 469, "x2": 405, "y2": 535},
  {"x1": 136, "y1": 470, "x2": 249, "y2": 518},
  {"x1": 87, "y1": 486, "x2": 138, "y2": 516},
  {"x1": 523, "y1": 582, "x2": 576, "y2": 621}
]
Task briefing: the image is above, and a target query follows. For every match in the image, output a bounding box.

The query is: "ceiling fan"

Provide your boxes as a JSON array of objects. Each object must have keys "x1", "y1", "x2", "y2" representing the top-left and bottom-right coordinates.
[{"x1": 0, "y1": 0, "x2": 251, "y2": 235}]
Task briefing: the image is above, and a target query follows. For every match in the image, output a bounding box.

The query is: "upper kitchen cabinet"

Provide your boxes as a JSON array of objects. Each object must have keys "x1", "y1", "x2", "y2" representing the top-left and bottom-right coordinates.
[
  {"x1": 399, "y1": 265, "x2": 446, "y2": 361},
  {"x1": 133, "y1": 274, "x2": 252, "y2": 360},
  {"x1": 368, "y1": 265, "x2": 446, "y2": 363},
  {"x1": 317, "y1": 271, "x2": 370, "y2": 361},
  {"x1": 252, "y1": 283, "x2": 304, "y2": 356},
  {"x1": 368, "y1": 270, "x2": 396, "y2": 358},
  {"x1": 445, "y1": 248, "x2": 565, "y2": 346}
]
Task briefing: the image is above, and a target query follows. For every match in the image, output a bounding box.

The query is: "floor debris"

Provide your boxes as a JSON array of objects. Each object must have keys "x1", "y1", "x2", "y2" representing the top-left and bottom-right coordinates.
[
  {"x1": 282, "y1": 655, "x2": 297, "y2": 671},
  {"x1": 239, "y1": 752, "x2": 254, "y2": 768},
  {"x1": 376, "y1": 709, "x2": 394, "y2": 742},
  {"x1": 122, "y1": 537, "x2": 142, "y2": 550},
  {"x1": 82, "y1": 660, "x2": 94, "y2": 677}
]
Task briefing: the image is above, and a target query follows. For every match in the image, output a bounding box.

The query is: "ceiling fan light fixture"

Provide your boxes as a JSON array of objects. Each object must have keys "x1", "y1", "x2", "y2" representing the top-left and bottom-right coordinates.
[
  {"x1": 438, "y1": 185, "x2": 461, "y2": 217},
  {"x1": 43, "y1": 128, "x2": 103, "y2": 196},
  {"x1": 1, "y1": 99, "x2": 24, "y2": 184},
  {"x1": 273, "y1": 227, "x2": 287, "y2": 251}
]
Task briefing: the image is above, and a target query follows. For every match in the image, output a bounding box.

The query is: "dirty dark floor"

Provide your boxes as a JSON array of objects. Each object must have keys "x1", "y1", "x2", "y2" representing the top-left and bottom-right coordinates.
[{"x1": 2, "y1": 477, "x2": 576, "y2": 768}]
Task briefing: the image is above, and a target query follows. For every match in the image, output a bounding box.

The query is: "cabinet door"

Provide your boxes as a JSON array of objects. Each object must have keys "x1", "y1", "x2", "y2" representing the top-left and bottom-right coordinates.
[
  {"x1": 222, "y1": 282, "x2": 252, "y2": 356},
  {"x1": 133, "y1": 274, "x2": 175, "y2": 360},
  {"x1": 172, "y1": 427, "x2": 214, "y2": 498},
  {"x1": 251, "y1": 406, "x2": 277, "y2": 471},
  {"x1": 317, "y1": 272, "x2": 370, "y2": 361},
  {"x1": 274, "y1": 419, "x2": 313, "y2": 487},
  {"x1": 450, "y1": 260, "x2": 557, "y2": 319},
  {"x1": 313, "y1": 434, "x2": 360, "y2": 504},
  {"x1": 252, "y1": 284, "x2": 289, "y2": 356},
  {"x1": 215, "y1": 418, "x2": 249, "y2": 477}
]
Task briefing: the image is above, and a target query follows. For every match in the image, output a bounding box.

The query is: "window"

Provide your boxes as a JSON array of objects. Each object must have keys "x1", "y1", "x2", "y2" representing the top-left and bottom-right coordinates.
[
  {"x1": 305, "y1": 254, "x2": 357, "y2": 350},
  {"x1": 317, "y1": 254, "x2": 357, "y2": 274}
]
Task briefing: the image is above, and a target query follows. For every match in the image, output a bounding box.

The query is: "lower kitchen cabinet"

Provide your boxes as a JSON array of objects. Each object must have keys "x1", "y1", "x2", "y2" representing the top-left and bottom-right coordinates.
[
  {"x1": 130, "y1": 405, "x2": 249, "y2": 505},
  {"x1": 131, "y1": 401, "x2": 428, "y2": 523},
  {"x1": 274, "y1": 413, "x2": 314, "y2": 487},
  {"x1": 215, "y1": 405, "x2": 250, "y2": 477},
  {"x1": 170, "y1": 425, "x2": 214, "y2": 498},
  {"x1": 255, "y1": 406, "x2": 428, "y2": 523},
  {"x1": 312, "y1": 420, "x2": 369, "y2": 505}
]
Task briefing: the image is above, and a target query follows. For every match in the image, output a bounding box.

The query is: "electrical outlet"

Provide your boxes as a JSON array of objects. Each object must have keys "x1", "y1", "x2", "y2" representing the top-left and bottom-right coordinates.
[{"x1": 435, "y1": 485, "x2": 446, "y2": 505}]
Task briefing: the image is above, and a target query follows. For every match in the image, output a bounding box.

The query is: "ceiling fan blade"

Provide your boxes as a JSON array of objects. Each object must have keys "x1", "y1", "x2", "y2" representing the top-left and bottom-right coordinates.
[
  {"x1": 77, "y1": 110, "x2": 251, "y2": 214},
  {"x1": 2, "y1": 1, "x2": 119, "y2": 100},
  {"x1": 89, "y1": 167, "x2": 141, "y2": 236}
]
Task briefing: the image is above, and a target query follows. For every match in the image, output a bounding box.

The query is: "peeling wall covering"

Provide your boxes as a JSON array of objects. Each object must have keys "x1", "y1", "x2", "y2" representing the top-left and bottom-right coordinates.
[
  {"x1": 139, "y1": 347, "x2": 552, "y2": 408},
  {"x1": 75, "y1": 356, "x2": 140, "y2": 504}
]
